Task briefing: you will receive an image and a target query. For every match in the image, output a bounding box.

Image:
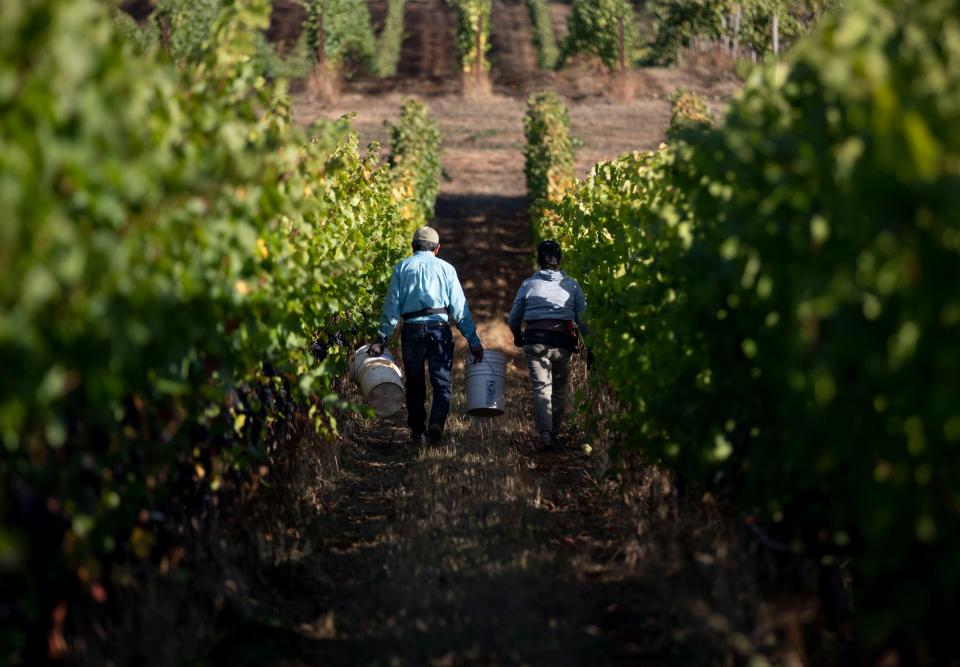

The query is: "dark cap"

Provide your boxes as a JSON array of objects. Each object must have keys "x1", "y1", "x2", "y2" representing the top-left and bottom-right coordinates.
[{"x1": 537, "y1": 239, "x2": 562, "y2": 263}]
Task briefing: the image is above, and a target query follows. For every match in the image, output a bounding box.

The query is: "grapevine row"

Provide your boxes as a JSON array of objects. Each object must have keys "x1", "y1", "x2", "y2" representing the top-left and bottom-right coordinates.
[
  {"x1": 374, "y1": 0, "x2": 407, "y2": 78},
  {"x1": 448, "y1": 0, "x2": 493, "y2": 75},
  {"x1": 115, "y1": 0, "x2": 830, "y2": 90},
  {"x1": 0, "y1": 0, "x2": 440, "y2": 659},
  {"x1": 523, "y1": 91, "x2": 576, "y2": 237},
  {"x1": 548, "y1": 0, "x2": 959, "y2": 655},
  {"x1": 389, "y1": 99, "x2": 444, "y2": 227},
  {"x1": 524, "y1": 0, "x2": 559, "y2": 70}
]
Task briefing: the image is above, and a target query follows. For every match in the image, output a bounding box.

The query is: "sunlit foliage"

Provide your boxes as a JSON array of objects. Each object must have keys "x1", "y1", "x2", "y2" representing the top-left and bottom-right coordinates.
[
  {"x1": 0, "y1": 0, "x2": 409, "y2": 658},
  {"x1": 562, "y1": 0, "x2": 643, "y2": 69},
  {"x1": 525, "y1": 0, "x2": 560, "y2": 69},
  {"x1": 524, "y1": 92, "x2": 577, "y2": 239},
  {"x1": 389, "y1": 99, "x2": 443, "y2": 226},
  {"x1": 304, "y1": 0, "x2": 376, "y2": 72},
  {"x1": 553, "y1": 0, "x2": 960, "y2": 654},
  {"x1": 374, "y1": 0, "x2": 406, "y2": 77}
]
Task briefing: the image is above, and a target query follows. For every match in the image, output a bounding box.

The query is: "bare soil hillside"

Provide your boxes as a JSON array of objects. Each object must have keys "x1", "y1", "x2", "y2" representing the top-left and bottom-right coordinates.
[{"x1": 296, "y1": 65, "x2": 736, "y2": 197}]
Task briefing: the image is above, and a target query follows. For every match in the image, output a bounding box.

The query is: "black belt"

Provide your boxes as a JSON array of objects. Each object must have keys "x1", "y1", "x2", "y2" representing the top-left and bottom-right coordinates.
[
  {"x1": 526, "y1": 319, "x2": 572, "y2": 332},
  {"x1": 523, "y1": 328, "x2": 579, "y2": 351},
  {"x1": 402, "y1": 307, "x2": 446, "y2": 322},
  {"x1": 402, "y1": 320, "x2": 449, "y2": 330}
]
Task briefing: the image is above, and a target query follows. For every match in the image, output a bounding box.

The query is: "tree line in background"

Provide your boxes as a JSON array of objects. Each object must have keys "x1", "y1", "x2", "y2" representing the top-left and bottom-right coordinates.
[
  {"x1": 113, "y1": 0, "x2": 840, "y2": 97},
  {"x1": 519, "y1": 0, "x2": 843, "y2": 75},
  {"x1": 555, "y1": 0, "x2": 841, "y2": 70},
  {"x1": 645, "y1": 0, "x2": 842, "y2": 65},
  {"x1": 114, "y1": 0, "x2": 407, "y2": 83},
  {"x1": 524, "y1": 0, "x2": 959, "y2": 661},
  {"x1": 1, "y1": 0, "x2": 442, "y2": 660}
]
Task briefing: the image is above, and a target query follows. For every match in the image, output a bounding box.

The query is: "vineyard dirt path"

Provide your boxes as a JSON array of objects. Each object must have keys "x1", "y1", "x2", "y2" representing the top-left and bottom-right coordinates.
[
  {"x1": 216, "y1": 193, "x2": 664, "y2": 666},
  {"x1": 214, "y1": 73, "x2": 752, "y2": 665},
  {"x1": 215, "y1": 100, "x2": 646, "y2": 666}
]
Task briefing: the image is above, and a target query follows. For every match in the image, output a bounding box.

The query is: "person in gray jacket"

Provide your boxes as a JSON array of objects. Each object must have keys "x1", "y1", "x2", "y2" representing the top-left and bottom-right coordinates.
[{"x1": 508, "y1": 240, "x2": 590, "y2": 449}]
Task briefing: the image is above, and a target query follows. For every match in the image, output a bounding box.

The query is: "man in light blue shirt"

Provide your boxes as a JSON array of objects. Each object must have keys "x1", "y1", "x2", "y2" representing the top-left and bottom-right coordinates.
[{"x1": 369, "y1": 226, "x2": 483, "y2": 446}]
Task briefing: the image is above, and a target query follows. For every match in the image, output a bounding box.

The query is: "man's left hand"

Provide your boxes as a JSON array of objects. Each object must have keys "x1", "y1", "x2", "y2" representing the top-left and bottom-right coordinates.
[
  {"x1": 368, "y1": 335, "x2": 387, "y2": 357},
  {"x1": 470, "y1": 345, "x2": 484, "y2": 364}
]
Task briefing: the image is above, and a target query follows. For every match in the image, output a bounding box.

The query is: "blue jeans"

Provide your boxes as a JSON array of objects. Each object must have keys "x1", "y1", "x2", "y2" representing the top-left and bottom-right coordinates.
[{"x1": 401, "y1": 323, "x2": 454, "y2": 435}]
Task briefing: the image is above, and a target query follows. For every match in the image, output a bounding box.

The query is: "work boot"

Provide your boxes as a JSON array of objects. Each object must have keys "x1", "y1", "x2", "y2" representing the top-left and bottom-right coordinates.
[
  {"x1": 427, "y1": 423, "x2": 443, "y2": 444},
  {"x1": 411, "y1": 432, "x2": 427, "y2": 448},
  {"x1": 538, "y1": 430, "x2": 554, "y2": 451}
]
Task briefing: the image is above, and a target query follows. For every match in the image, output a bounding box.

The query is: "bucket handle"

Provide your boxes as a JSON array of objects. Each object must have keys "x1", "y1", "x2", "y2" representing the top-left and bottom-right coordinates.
[
  {"x1": 463, "y1": 350, "x2": 505, "y2": 369},
  {"x1": 463, "y1": 351, "x2": 486, "y2": 367}
]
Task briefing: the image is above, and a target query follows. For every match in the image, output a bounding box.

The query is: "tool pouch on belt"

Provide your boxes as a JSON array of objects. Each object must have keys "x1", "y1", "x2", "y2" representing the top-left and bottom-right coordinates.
[{"x1": 523, "y1": 326, "x2": 579, "y2": 352}]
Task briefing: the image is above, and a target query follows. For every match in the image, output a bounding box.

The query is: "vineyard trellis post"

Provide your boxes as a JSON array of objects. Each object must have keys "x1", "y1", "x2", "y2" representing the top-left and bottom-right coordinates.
[
  {"x1": 735, "y1": 5, "x2": 743, "y2": 58},
  {"x1": 618, "y1": 15, "x2": 626, "y2": 75},
  {"x1": 160, "y1": 14, "x2": 171, "y2": 55},
  {"x1": 721, "y1": 14, "x2": 729, "y2": 54},
  {"x1": 308, "y1": 3, "x2": 336, "y2": 101},
  {"x1": 476, "y1": 11, "x2": 485, "y2": 82},
  {"x1": 771, "y1": 13, "x2": 780, "y2": 55},
  {"x1": 315, "y1": 7, "x2": 326, "y2": 70}
]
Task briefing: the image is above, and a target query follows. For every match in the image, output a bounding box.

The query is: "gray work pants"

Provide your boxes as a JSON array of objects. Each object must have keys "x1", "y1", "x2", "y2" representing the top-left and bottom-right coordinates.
[{"x1": 523, "y1": 344, "x2": 573, "y2": 435}]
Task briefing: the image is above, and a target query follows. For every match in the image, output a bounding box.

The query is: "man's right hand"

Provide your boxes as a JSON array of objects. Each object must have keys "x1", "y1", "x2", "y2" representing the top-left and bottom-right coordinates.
[
  {"x1": 368, "y1": 341, "x2": 384, "y2": 357},
  {"x1": 511, "y1": 329, "x2": 524, "y2": 348},
  {"x1": 470, "y1": 345, "x2": 484, "y2": 364}
]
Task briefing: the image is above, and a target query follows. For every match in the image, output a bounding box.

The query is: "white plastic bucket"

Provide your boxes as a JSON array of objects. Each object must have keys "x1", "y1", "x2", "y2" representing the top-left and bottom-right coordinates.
[
  {"x1": 351, "y1": 345, "x2": 382, "y2": 380},
  {"x1": 464, "y1": 349, "x2": 507, "y2": 417},
  {"x1": 351, "y1": 345, "x2": 405, "y2": 417}
]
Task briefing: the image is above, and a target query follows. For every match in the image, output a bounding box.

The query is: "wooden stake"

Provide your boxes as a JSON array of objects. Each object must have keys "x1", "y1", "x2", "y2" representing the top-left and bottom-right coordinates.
[
  {"x1": 476, "y1": 12, "x2": 484, "y2": 78},
  {"x1": 771, "y1": 13, "x2": 780, "y2": 55},
  {"x1": 316, "y1": 6, "x2": 326, "y2": 68},
  {"x1": 732, "y1": 4, "x2": 742, "y2": 58},
  {"x1": 160, "y1": 14, "x2": 171, "y2": 55},
  {"x1": 618, "y1": 15, "x2": 626, "y2": 75},
  {"x1": 721, "y1": 14, "x2": 729, "y2": 54}
]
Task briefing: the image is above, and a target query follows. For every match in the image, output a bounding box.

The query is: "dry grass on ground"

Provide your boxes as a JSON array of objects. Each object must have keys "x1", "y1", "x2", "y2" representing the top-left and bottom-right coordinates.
[
  {"x1": 192, "y1": 191, "x2": 804, "y2": 666},
  {"x1": 72, "y1": 17, "x2": 825, "y2": 661}
]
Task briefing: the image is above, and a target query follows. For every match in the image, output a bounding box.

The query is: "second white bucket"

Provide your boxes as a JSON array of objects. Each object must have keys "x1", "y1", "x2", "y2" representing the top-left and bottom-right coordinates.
[
  {"x1": 352, "y1": 345, "x2": 405, "y2": 417},
  {"x1": 465, "y1": 349, "x2": 507, "y2": 417}
]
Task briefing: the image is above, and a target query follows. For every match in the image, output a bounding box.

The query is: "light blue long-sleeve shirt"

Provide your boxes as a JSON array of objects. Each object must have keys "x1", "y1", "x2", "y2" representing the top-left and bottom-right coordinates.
[
  {"x1": 508, "y1": 269, "x2": 591, "y2": 335},
  {"x1": 377, "y1": 251, "x2": 482, "y2": 348}
]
